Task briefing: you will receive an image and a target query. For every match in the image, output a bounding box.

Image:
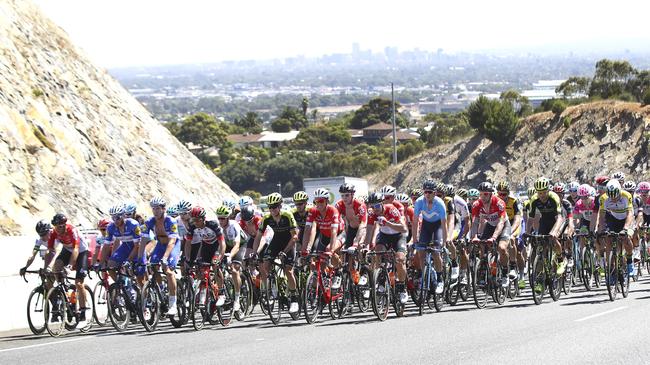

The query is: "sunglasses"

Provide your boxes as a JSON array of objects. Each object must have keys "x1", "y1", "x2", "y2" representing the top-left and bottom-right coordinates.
[
  {"x1": 423, "y1": 190, "x2": 434, "y2": 194},
  {"x1": 341, "y1": 193, "x2": 352, "y2": 198},
  {"x1": 111, "y1": 215, "x2": 123, "y2": 220},
  {"x1": 314, "y1": 199, "x2": 327, "y2": 204},
  {"x1": 218, "y1": 217, "x2": 228, "y2": 220},
  {"x1": 295, "y1": 202, "x2": 306, "y2": 206},
  {"x1": 268, "y1": 204, "x2": 281, "y2": 209},
  {"x1": 480, "y1": 192, "x2": 492, "y2": 196},
  {"x1": 372, "y1": 203, "x2": 382, "y2": 210}
]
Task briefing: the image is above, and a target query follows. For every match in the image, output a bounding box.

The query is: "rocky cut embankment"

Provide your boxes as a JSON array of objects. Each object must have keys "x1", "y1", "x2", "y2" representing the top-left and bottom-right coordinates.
[
  {"x1": 368, "y1": 100, "x2": 650, "y2": 191},
  {"x1": 0, "y1": 0, "x2": 235, "y2": 235}
]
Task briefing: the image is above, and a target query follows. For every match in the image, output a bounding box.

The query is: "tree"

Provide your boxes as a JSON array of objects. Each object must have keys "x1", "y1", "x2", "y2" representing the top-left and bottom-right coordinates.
[
  {"x1": 271, "y1": 118, "x2": 292, "y2": 132},
  {"x1": 290, "y1": 123, "x2": 351, "y2": 151},
  {"x1": 176, "y1": 112, "x2": 230, "y2": 149},
  {"x1": 419, "y1": 112, "x2": 473, "y2": 147},
  {"x1": 301, "y1": 97, "x2": 309, "y2": 117},
  {"x1": 235, "y1": 112, "x2": 263, "y2": 133},
  {"x1": 466, "y1": 95, "x2": 493, "y2": 132},
  {"x1": 500, "y1": 90, "x2": 532, "y2": 118},
  {"x1": 349, "y1": 97, "x2": 408, "y2": 129},
  {"x1": 555, "y1": 77, "x2": 590, "y2": 98},
  {"x1": 589, "y1": 59, "x2": 637, "y2": 99},
  {"x1": 466, "y1": 96, "x2": 519, "y2": 145},
  {"x1": 278, "y1": 106, "x2": 308, "y2": 130}
]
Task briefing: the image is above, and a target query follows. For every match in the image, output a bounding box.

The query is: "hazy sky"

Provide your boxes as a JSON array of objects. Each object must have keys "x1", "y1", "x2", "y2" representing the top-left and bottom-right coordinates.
[{"x1": 34, "y1": 0, "x2": 650, "y2": 68}]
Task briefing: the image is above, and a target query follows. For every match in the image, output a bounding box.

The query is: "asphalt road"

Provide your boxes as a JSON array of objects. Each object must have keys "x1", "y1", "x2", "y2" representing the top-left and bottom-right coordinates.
[{"x1": 2, "y1": 274, "x2": 650, "y2": 364}]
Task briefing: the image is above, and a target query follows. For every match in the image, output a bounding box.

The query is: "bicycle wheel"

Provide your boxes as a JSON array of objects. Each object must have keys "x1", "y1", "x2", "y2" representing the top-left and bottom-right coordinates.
[
  {"x1": 140, "y1": 283, "x2": 160, "y2": 332},
  {"x1": 170, "y1": 279, "x2": 188, "y2": 328},
  {"x1": 27, "y1": 286, "x2": 46, "y2": 335},
  {"x1": 418, "y1": 265, "x2": 430, "y2": 316},
  {"x1": 335, "y1": 271, "x2": 352, "y2": 318},
  {"x1": 605, "y1": 252, "x2": 617, "y2": 301},
  {"x1": 92, "y1": 281, "x2": 109, "y2": 327},
  {"x1": 619, "y1": 254, "x2": 630, "y2": 298},
  {"x1": 549, "y1": 260, "x2": 562, "y2": 302},
  {"x1": 191, "y1": 284, "x2": 206, "y2": 331},
  {"x1": 530, "y1": 254, "x2": 546, "y2": 305},
  {"x1": 355, "y1": 266, "x2": 370, "y2": 313},
  {"x1": 303, "y1": 271, "x2": 321, "y2": 324},
  {"x1": 44, "y1": 287, "x2": 66, "y2": 337},
  {"x1": 391, "y1": 273, "x2": 405, "y2": 318},
  {"x1": 562, "y1": 265, "x2": 574, "y2": 295},
  {"x1": 235, "y1": 272, "x2": 253, "y2": 321},
  {"x1": 267, "y1": 273, "x2": 282, "y2": 325},
  {"x1": 78, "y1": 284, "x2": 95, "y2": 333},
  {"x1": 472, "y1": 260, "x2": 488, "y2": 309},
  {"x1": 217, "y1": 277, "x2": 235, "y2": 326},
  {"x1": 106, "y1": 283, "x2": 130, "y2": 331},
  {"x1": 371, "y1": 268, "x2": 390, "y2": 321},
  {"x1": 581, "y1": 247, "x2": 593, "y2": 291}
]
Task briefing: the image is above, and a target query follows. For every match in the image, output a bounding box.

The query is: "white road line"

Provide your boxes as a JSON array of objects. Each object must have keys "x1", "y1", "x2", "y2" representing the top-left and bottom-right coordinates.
[
  {"x1": 0, "y1": 336, "x2": 92, "y2": 353},
  {"x1": 574, "y1": 306, "x2": 627, "y2": 322}
]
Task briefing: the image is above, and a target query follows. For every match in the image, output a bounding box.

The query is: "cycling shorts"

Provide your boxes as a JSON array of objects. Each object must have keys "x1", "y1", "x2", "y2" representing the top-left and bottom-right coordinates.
[
  {"x1": 376, "y1": 232, "x2": 407, "y2": 253},
  {"x1": 416, "y1": 220, "x2": 443, "y2": 249},
  {"x1": 149, "y1": 240, "x2": 181, "y2": 269},
  {"x1": 605, "y1": 215, "x2": 626, "y2": 233},
  {"x1": 58, "y1": 249, "x2": 88, "y2": 280},
  {"x1": 479, "y1": 219, "x2": 511, "y2": 242},
  {"x1": 110, "y1": 241, "x2": 135, "y2": 266}
]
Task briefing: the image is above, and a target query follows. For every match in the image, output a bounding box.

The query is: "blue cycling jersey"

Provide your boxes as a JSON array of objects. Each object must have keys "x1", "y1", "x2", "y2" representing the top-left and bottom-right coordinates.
[
  {"x1": 106, "y1": 218, "x2": 142, "y2": 244},
  {"x1": 142, "y1": 215, "x2": 179, "y2": 241},
  {"x1": 414, "y1": 196, "x2": 447, "y2": 223}
]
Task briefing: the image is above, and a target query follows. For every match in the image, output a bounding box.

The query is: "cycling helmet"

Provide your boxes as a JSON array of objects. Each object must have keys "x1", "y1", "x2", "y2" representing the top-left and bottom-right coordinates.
[
  {"x1": 239, "y1": 196, "x2": 254, "y2": 208},
  {"x1": 410, "y1": 188, "x2": 423, "y2": 198},
  {"x1": 166, "y1": 205, "x2": 178, "y2": 217},
  {"x1": 606, "y1": 180, "x2": 621, "y2": 198},
  {"x1": 577, "y1": 184, "x2": 591, "y2": 198},
  {"x1": 589, "y1": 186, "x2": 597, "y2": 197},
  {"x1": 149, "y1": 196, "x2": 166, "y2": 208},
  {"x1": 396, "y1": 193, "x2": 410, "y2": 204},
  {"x1": 313, "y1": 188, "x2": 330, "y2": 200},
  {"x1": 222, "y1": 198, "x2": 236, "y2": 210},
  {"x1": 478, "y1": 182, "x2": 494, "y2": 193},
  {"x1": 35, "y1": 220, "x2": 52, "y2": 235},
  {"x1": 240, "y1": 206, "x2": 255, "y2": 221},
  {"x1": 190, "y1": 206, "x2": 206, "y2": 219},
  {"x1": 567, "y1": 181, "x2": 580, "y2": 193},
  {"x1": 444, "y1": 184, "x2": 455, "y2": 196},
  {"x1": 468, "y1": 189, "x2": 480, "y2": 198},
  {"x1": 534, "y1": 177, "x2": 550, "y2": 191},
  {"x1": 623, "y1": 180, "x2": 636, "y2": 193},
  {"x1": 51, "y1": 213, "x2": 67, "y2": 226},
  {"x1": 637, "y1": 181, "x2": 650, "y2": 193},
  {"x1": 215, "y1": 205, "x2": 232, "y2": 218},
  {"x1": 612, "y1": 171, "x2": 625, "y2": 183},
  {"x1": 293, "y1": 191, "x2": 308, "y2": 202},
  {"x1": 456, "y1": 188, "x2": 468, "y2": 199},
  {"x1": 496, "y1": 181, "x2": 510, "y2": 192},
  {"x1": 595, "y1": 176, "x2": 610, "y2": 186},
  {"x1": 97, "y1": 218, "x2": 110, "y2": 230},
  {"x1": 339, "y1": 183, "x2": 356, "y2": 194},
  {"x1": 357, "y1": 194, "x2": 368, "y2": 204},
  {"x1": 379, "y1": 185, "x2": 396, "y2": 197},
  {"x1": 422, "y1": 179, "x2": 437, "y2": 191},
  {"x1": 176, "y1": 199, "x2": 192, "y2": 214},
  {"x1": 123, "y1": 201, "x2": 137, "y2": 215},
  {"x1": 527, "y1": 187, "x2": 536, "y2": 197},
  {"x1": 552, "y1": 183, "x2": 566, "y2": 194},
  {"x1": 267, "y1": 192, "x2": 283, "y2": 205},
  {"x1": 367, "y1": 192, "x2": 384, "y2": 205},
  {"x1": 435, "y1": 182, "x2": 446, "y2": 193},
  {"x1": 109, "y1": 204, "x2": 126, "y2": 216}
]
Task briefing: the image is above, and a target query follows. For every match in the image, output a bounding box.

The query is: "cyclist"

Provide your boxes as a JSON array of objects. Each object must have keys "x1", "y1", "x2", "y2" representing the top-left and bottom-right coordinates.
[
  {"x1": 574, "y1": 184, "x2": 598, "y2": 260},
  {"x1": 106, "y1": 204, "x2": 142, "y2": 281},
  {"x1": 185, "y1": 206, "x2": 227, "y2": 305},
  {"x1": 411, "y1": 180, "x2": 449, "y2": 294},
  {"x1": 552, "y1": 183, "x2": 575, "y2": 268},
  {"x1": 367, "y1": 192, "x2": 410, "y2": 303},
  {"x1": 567, "y1": 181, "x2": 580, "y2": 206},
  {"x1": 137, "y1": 197, "x2": 181, "y2": 315},
  {"x1": 396, "y1": 193, "x2": 413, "y2": 243},
  {"x1": 46, "y1": 213, "x2": 89, "y2": 325},
  {"x1": 435, "y1": 183, "x2": 458, "y2": 279},
  {"x1": 253, "y1": 193, "x2": 300, "y2": 314},
  {"x1": 91, "y1": 218, "x2": 112, "y2": 269},
  {"x1": 240, "y1": 205, "x2": 265, "y2": 258},
  {"x1": 303, "y1": 188, "x2": 344, "y2": 257},
  {"x1": 380, "y1": 185, "x2": 404, "y2": 215},
  {"x1": 470, "y1": 182, "x2": 512, "y2": 288},
  {"x1": 526, "y1": 177, "x2": 566, "y2": 275},
  {"x1": 410, "y1": 188, "x2": 423, "y2": 205},
  {"x1": 19, "y1": 220, "x2": 52, "y2": 276},
  {"x1": 335, "y1": 183, "x2": 368, "y2": 282},
  {"x1": 292, "y1": 191, "x2": 311, "y2": 253},
  {"x1": 594, "y1": 180, "x2": 635, "y2": 276},
  {"x1": 496, "y1": 181, "x2": 523, "y2": 281},
  {"x1": 216, "y1": 205, "x2": 247, "y2": 311},
  {"x1": 623, "y1": 181, "x2": 642, "y2": 262}
]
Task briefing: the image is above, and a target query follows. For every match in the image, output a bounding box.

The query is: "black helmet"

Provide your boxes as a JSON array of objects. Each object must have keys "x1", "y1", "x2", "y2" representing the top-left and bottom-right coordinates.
[
  {"x1": 35, "y1": 220, "x2": 52, "y2": 235},
  {"x1": 240, "y1": 205, "x2": 255, "y2": 222},
  {"x1": 422, "y1": 179, "x2": 437, "y2": 191},
  {"x1": 339, "y1": 183, "x2": 356, "y2": 194},
  {"x1": 478, "y1": 182, "x2": 494, "y2": 193},
  {"x1": 51, "y1": 213, "x2": 67, "y2": 226},
  {"x1": 367, "y1": 192, "x2": 384, "y2": 205}
]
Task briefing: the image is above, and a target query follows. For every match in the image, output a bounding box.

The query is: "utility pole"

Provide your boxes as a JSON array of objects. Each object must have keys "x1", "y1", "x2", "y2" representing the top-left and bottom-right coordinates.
[
  {"x1": 277, "y1": 182, "x2": 282, "y2": 195},
  {"x1": 391, "y1": 83, "x2": 397, "y2": 165}
]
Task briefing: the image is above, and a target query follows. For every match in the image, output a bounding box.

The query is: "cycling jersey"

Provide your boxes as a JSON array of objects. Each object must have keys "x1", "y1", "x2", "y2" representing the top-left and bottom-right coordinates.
[
  {"x1": 560, "y1": 198, "x2": 574, "y2": 219},
  {"x1": 413, "y1": 196, "x2": 447, "y2": 223},
  {"x1": 223, "y1": 219, "x2": 247, "y2": 248},
  {"x1": 528, "y1": 192, "x2": 562, "y2": 219},
  {"x1": 240, "y1": 215, "x2": 262, "y2": 237},
  {"x1": 390, "y1": 199, "x2": 405, "y2": 215},
  {"x1": 106, "y1": 218, "x2": 142, "y2": 244},
  {"x1": 368, "y1": 203, "x2": 404, "y2": 235},
  {"x1": 599, "y1": 190, "x2": 633, "y2": 220},
  {"x1": 306, "y1": 205, "x2": 342, "y2": 238},
  {"x1": 501, "y1": 195, "x2": 521, "y2": 223},
  {"x1": 471, "y1": 195, "x2": 507, "y2": 227},
  {"x1": 334, "y1": 199, "x2": 368, "y2": 226},
  {"x1": 48, "y1": 224, "x2": 88, "y2": 253},
  {"x1": 404, "y1": 205, "x2": 415, "y2": 226},
  {"x1": 259, "y1": 210, "x2": 297, "y2": 244},
  {"x1": 142, "y1": 216, "x2": 179, "y2": 241},
  {"x1": 32, "y1": 238, "x2": 48, "y2": 258},
  {"x1": 443, "y1": 196, "x2": 455, "y2": 216},
  {"x1": 186, "y1": 220, "x2": 225, "y2": 245},
  {"x1": 453, "y1": 195, "x2": 470, "y2": 221},
  {"x1": 574, "y1": 198, "x2": 595, "y2": 222}
]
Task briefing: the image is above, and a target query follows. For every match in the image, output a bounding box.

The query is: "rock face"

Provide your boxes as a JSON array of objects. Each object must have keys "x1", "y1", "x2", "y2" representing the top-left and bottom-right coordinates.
[
  {"x1": 0, "y1": 0, "x2": 235, "y2": 235},
  {"x1": 369, "y1": 101, "x2": 650, "y2": 191}
]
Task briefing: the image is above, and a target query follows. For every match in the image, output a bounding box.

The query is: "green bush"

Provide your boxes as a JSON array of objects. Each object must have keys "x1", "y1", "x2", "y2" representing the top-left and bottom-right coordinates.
[
  {"x1": 32, "y1": 88, "x2": 43, "y2": 98},
  {"x1": 562, "y1": 116, "x2": 572, "y2": 128}
]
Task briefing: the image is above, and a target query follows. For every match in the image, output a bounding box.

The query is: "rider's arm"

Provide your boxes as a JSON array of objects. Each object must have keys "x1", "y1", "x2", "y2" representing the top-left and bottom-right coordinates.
[
  {"x1": 253, "y1": 230, "x2": 264, "y2": 254},
  {"x1": 218, "y1": 236, "x2": 226, "y2": 260},
  {"x1": 492, "y1": 217, "x2": 505, "y2": 240},
  {"x1": 303, "y1": 223, "x2": 317, "y2": 252},
  {"x1": 441, "y1": 218, "x2": 448, "y2": 243},
  {"x1": 161, "y1": 237, "x2": 176, "y2": 263},
  {"x1": 366, "y1": 223, "x2": 379, "y2": 248},
  {"x1": 285, "y1": 228, "x2": 298, "y2": 253}
]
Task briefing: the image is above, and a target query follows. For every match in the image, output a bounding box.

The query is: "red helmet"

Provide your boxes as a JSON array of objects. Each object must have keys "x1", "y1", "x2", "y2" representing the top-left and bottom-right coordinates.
[
  {"x1": 190, "y1": 206, "x2": 206, "y2": 219},
  {"x1": 97, "y1": 218, "x2": 110, "y2": 230},
  {"x1": 595, "y1": 176, "x2": 609, "y2": 186}
]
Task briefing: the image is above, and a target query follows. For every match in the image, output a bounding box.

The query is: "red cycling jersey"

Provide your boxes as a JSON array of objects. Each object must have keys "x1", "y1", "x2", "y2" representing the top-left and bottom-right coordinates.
[
  {"x1": 306, "y1": 205, "x2": 342, "y2": 238},
  {"x1": 390, "y1": 200, "x2": 405, "y2": 215},
  {"x1": 335, "y1": 199, "x2": 368, "y2": 226},
  {"x1": 239, "y1": 215, "x2": 262, "y2": 237},
  {"x1": 405, "y1": 206, "x2": 414, "y2": 226},
  {"x1": 47, "y1": 223, "x2": 81, "y2": 252},
  {"x1": 471, "y1": 195, "x2": 506, "y2": 227},
  {"x1": 368, "y1": 203, "x2": 403, "y2": 234}
]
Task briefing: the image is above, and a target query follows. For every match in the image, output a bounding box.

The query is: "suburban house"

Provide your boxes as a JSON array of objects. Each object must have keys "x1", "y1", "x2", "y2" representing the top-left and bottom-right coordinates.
[
  {"x1": 228, "y1": 130, "x2": 300, "y2": 148},
  {"x1": 349, "y1": 122, "x2": 419, "y2": 144}
]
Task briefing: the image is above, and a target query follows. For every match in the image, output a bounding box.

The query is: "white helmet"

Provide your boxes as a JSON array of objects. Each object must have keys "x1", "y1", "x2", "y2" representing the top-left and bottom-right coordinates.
[
  {"x1": 223, "y1": 198, "x2": 237, "y2": 210},
  {"x1": 239, "y1": 196, "x2": 253, "y2": 208},
  {"x1": 314, "y1": 188, "x2": 330, "y2": 199},
  {"x1": 379, "y1": 185, "x2": 397, "y2": 197}
]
